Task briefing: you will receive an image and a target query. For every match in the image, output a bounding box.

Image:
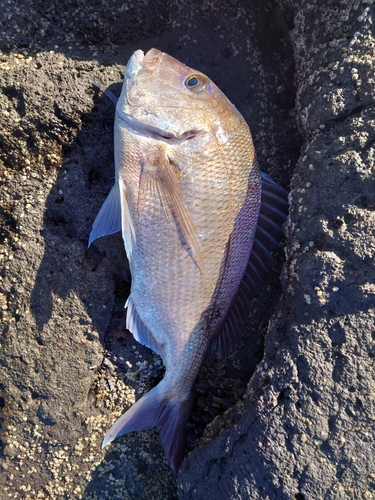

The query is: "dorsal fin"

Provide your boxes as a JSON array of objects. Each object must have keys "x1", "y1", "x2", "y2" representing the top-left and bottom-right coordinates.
[{"x1": 210, "y1": 172, "x2": 288, "y2": 360}]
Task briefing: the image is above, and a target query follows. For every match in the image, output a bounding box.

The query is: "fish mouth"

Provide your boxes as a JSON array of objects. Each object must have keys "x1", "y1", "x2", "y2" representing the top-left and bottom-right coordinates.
[{"x1": 117, "y1": 109, "x2": 198, "y2": 144}]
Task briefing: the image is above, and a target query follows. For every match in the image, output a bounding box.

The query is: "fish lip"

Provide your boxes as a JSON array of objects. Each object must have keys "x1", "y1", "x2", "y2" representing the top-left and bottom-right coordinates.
[
  {"x1": 133, "y1": 49, "x2": 145, "y2": 65},
  {"x1": 116, "y1": 108, "x2": 198, "y2": 143},
  {"x1": 125, "y1": 49, "x2": 145, "y2": 77}
]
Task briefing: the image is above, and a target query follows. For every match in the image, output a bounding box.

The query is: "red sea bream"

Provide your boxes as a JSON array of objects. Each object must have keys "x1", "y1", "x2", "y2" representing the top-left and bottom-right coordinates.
[{"x1": 89, "y1": 48, "x2": 288, "y2": 475}]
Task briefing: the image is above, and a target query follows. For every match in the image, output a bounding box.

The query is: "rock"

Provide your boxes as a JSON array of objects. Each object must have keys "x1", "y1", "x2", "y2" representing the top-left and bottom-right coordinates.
[{"x1": 178, "y1": 1, "x2": 375, "y2": 498}]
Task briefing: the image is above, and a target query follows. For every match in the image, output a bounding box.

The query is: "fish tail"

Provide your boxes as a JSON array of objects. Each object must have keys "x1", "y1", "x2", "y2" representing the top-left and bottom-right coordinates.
[{"x1": 102, "y1": 380, "x2": 194, "y2": 476}]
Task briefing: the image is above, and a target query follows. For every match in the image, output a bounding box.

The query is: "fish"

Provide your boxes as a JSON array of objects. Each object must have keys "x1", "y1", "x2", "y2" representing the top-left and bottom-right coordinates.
[{"x1": 89, "y1": 48, "x2": 288, "y2": 476}]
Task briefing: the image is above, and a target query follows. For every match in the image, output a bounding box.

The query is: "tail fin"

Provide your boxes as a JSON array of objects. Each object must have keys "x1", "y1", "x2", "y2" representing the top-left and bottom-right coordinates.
[{"x1": 102, "y1": 380, "x2": 194, "y2": 476}]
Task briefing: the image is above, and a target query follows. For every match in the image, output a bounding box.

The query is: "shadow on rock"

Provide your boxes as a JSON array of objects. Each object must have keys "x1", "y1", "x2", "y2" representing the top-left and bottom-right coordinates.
[{"x1": 30, "y1": 84, "x2": 128, "y2": 337}]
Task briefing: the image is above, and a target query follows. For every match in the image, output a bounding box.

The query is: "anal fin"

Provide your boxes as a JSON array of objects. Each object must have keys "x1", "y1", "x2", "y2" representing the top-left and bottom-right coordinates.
[{"x1": 126, "y1": 296, "x2": 164, "y2": 360}]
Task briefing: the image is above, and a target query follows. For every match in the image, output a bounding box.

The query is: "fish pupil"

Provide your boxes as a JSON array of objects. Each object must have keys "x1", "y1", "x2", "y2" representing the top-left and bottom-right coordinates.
[{"x1": 186, "y1": 76, "x2": 199, "y2": 88}]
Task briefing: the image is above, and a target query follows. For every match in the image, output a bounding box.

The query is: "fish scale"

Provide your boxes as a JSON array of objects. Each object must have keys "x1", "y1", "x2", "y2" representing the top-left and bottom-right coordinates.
[{"x1": 89, "y1": 48, "x2": 287, "y2": 476}]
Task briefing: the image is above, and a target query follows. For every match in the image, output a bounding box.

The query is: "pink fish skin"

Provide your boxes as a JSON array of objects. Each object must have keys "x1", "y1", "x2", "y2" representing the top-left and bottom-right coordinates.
[{"x1": 89, "y1": 48, "x2": 287, "y2": 476}]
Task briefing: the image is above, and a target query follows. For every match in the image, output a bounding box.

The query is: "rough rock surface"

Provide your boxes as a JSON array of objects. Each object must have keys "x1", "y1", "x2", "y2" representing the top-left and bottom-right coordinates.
[
  {"x1": 179, "y1": 1, "x2": 375, "y2": 499},
  {"x1": 0, "y1": 0, "x2": 373, "y2": 499}
]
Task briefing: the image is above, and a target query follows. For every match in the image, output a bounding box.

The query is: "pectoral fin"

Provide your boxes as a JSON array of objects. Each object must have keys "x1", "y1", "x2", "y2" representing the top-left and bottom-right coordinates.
[{"x1": 139, "y1": 159, "x2": 203, "y2": 271}]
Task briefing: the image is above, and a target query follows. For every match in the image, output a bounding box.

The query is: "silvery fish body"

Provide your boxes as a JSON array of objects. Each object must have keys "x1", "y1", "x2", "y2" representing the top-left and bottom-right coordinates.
[{"x1": 89, "y1": 48, "x2": 287, "y2": 475}]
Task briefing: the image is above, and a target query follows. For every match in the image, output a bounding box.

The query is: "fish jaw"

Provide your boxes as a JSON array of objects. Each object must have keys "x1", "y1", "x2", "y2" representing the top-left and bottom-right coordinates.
[{"x1": 115, "y1": 108, "x2": 200, "y2": 144}]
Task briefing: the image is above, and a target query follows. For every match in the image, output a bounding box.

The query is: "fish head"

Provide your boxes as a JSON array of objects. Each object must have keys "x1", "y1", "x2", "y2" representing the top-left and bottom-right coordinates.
[{"x1": 116, "y1": 48, "x2": 241, "y2": 143}]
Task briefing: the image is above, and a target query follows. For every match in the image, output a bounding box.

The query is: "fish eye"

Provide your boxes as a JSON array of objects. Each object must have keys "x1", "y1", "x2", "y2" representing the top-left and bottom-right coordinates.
[{"x1": 185, "y1": 75, "x2": 206, "y2": 92}]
